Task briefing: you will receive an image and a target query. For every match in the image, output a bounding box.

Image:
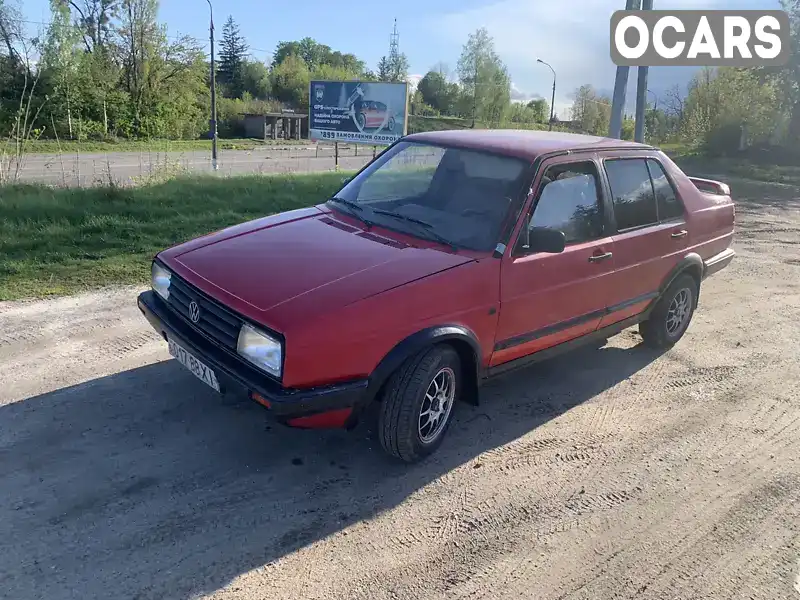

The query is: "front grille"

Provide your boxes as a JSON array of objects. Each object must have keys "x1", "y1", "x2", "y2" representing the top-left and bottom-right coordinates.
[{"x1": 167, "y1": 274, "x2": 242, "y2": 350}]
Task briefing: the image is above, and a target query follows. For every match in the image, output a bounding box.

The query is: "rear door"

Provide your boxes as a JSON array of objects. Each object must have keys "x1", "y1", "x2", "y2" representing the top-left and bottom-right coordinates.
[
  {"x1": 598, "y1": 155, "x2": 690, "y2": 327},
  {"x1": 492, "y1": 155, "x2": 617, "y2": 367}
]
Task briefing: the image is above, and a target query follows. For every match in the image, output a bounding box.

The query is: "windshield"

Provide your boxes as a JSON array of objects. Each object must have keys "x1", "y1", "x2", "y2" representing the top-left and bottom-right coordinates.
[{"x1": 330, "y1": 141, "x2": 529, "y2": 251}]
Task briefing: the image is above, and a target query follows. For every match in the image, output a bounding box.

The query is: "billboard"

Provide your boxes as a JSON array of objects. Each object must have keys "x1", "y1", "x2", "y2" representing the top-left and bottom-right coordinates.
[{"x1": 309, "y1": 80, "x2": 408, "y2": 145}]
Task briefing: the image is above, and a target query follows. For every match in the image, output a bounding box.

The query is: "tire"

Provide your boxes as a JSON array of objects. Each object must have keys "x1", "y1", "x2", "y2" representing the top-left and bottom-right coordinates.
[
  {"x1": 387, "y1": 116, "x2": 395, "y2": 132},
  {"x1": 356, "y1": 112, "x2": 366, "y2": 130},
  {"x1": 639, "y1": 274, "x2": 698, "y2": 349},
  {"x1": 378, "y1": 345, "x2": 461, "y2": 463}
]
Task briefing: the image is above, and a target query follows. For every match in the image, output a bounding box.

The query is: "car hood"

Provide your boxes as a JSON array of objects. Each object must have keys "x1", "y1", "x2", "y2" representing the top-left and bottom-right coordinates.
[{"x1": 164, "y1": 207, "x2": 473, "y2": 328}]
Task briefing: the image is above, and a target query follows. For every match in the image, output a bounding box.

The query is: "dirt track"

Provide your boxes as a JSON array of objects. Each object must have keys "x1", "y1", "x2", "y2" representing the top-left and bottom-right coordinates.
[{"x1": 1, "y1": 176, "x2": 799, "y2": 600}]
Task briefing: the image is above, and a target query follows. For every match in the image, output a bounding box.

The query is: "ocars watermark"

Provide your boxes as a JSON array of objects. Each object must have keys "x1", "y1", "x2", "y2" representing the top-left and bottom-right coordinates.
[{"x1": 610, "y1": 10, "x2": 790, "y2": 67}]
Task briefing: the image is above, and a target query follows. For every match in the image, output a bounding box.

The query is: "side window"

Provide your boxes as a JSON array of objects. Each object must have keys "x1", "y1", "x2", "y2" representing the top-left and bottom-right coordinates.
[
  {"x1": 523, "y1": 161, "x2": 604, "y2": 248},
  {"x1": 604, "y1": 159, "x2": 658, "y2": 231},
  {"x1": 647, "y1": 159, "x2": 684, "y2": 221}
]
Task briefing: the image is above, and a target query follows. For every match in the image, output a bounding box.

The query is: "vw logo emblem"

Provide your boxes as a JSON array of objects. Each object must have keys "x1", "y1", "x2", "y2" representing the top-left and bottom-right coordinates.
[{"x1": 188, "y1": 301, "x2": 201, "y2": 324}]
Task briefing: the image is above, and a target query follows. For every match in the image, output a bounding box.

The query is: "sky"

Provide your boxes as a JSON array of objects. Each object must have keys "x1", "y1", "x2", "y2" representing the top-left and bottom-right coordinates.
[{"x1": 21, "y1": 0, "x2": 780, "y2": 119}]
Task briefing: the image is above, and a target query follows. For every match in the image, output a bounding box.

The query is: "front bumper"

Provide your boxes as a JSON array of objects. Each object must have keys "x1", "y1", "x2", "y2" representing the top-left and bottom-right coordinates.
[{"x1": 137, "y1": 290, "x2": 369, "y2": 427}]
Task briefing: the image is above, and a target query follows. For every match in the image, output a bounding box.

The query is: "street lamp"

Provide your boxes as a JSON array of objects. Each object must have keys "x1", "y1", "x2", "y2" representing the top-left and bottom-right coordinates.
[
  {"x1": 206, "y1": 0, "x2": 218, "y2": 171},
  {"x1": 647, "y1": 88, "x2": 658, "y2": 141},
  {"x1": 647, "y1": 89, "x2": 658, "y2": 111},
  {"x1": 537, "y1": 58, "x2": 556, "y2": 131}
]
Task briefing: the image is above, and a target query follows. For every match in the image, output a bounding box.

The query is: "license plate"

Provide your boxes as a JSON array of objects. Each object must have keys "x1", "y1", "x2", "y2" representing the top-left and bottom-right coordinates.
[{"x1": 168, "y1": 338, "x2": 221, "y2": 393}]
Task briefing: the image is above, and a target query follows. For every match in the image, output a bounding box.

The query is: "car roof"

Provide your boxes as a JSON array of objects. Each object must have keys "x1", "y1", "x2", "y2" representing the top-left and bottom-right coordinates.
[{"x1": 403, "y1": 129, "x2": 653, "y2": 162}]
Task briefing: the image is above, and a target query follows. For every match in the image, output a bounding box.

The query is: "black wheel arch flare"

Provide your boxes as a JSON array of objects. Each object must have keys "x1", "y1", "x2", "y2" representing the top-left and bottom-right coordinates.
[
  {"x1": 660, "y1": 253, "x2": 703, "y2": 306},
  {"x1": 364, "y1": 325, "x2": 483, "y2": 408}
]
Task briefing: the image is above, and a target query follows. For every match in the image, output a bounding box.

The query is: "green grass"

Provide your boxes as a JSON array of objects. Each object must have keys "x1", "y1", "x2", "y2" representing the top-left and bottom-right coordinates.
[
  {"x1": 0, "y1": 172, "x2": 348, "y2": 300},
  {"x1": 19, "y1": 138, "x2": 310, "y2": 154},
  {"x1": 673, "y1": 155, "x2": 800, "y2": 186},
  {"x1": 408, "y1": 115, "x2": 565, "y2": 134}
]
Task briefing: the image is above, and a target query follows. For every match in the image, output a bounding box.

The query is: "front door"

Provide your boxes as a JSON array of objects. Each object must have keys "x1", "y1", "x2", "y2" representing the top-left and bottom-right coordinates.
[{"x1": 492, "y1": 156, "x2": 617, "y2": 367}]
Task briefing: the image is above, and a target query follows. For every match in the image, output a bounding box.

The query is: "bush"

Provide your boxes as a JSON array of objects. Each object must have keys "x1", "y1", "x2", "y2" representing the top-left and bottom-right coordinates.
[
  {"x1": 75, "y1": 119, "x2": 108, "y2": 141},
  {"x1": 412, "y1": 102, "x2": 439, "y2": 117},
  {"x1": 703, "y1": 122, "x2": 742, "y2": 157}
]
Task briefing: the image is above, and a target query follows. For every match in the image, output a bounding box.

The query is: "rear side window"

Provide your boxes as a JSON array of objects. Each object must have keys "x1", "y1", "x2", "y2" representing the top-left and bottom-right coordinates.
[
  {"x1": 604, "y1": 159, "x2": 658, "y2": 231},
  {"x1": 647, "y1": 159, "x2": 684, "y2": 221}
]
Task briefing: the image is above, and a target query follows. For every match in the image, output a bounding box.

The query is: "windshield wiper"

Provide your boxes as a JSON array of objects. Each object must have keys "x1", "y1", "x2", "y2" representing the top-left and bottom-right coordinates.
[
  {"x1": 328, "y1": 197, "x2": 374, "y2": 228},
  {"x1": 372, "y1": 209, "x2": 459, "y2": 251}
]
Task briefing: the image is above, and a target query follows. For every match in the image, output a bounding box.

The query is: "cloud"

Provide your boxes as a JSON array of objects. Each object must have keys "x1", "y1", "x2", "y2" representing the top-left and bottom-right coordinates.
[
  {"x1": 406, "y1": 73, "x2": 423, "y2": 93},
  {"x1": 430, "y1": 0, "x2": 775, "y2": 116},
  {"x1": 510, "y1": 82, "x2": 543, "y2": 103}
]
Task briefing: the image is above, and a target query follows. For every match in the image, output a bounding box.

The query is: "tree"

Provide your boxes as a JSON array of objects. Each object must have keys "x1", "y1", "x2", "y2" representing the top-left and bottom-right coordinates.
[
  {"x1": 570, "y1": 85, "x2": 611, "y2": 135},
  {"x1": 270, "y1": 38, "x2": 366, "y2": 107},
  {"x1": 273, "y1": 37, "x2": 365, "y2": 75},
  {"x1": 526, "y1": 98, "x2": 548, "y2": 123},
  {"x1": 241, "y1": 59, "x2": 270, "y2": 99},
  {"x1": 270, "y1": 53, "x2": 310, "y2": 107},
  {"x1": 0, "y1": 0, "x2": 27, "y2": 127},
  {"x1": 376, "y1": 55, "x2": 390, "y2": 81},
  {"x1": 377, "y1": 50, "x2": 408, "y2": 83},
  {"x1": 664, "y1": 84, "x2": 686, "y2": 121},
  {"x1": 682, "y1": 67, "x2": 781, "y2": 153},
  {"x1": 644, "y1": 106, "x2": 669, "y2": 143},
  {"x1": 457, "y1": 28, "x2": 511, "y2": 126},
  {"x1": 759, "y1": 0, "x2": 800, "y2": 141},
  {"x1": 41, "y1": 0, "x2": 82, "y2": 138},
  {"x1": 417, "y1": 67, "x2": 459, "y2": 115},
  {"x1": 218, "y1": 16, "x2": 248, "y2": 99},
  {"x1": 117, "y1": 0, "x2": 207, "y2": 137},
  {"x1": 68, "y1": 0, "x2": 119, "y2": 53},
  {"x1": 0, "y1": 0, "x2": 23, "y2": 62},
  {"x1": 324, "y1": 49, "x2": 364, "y2": 74}
]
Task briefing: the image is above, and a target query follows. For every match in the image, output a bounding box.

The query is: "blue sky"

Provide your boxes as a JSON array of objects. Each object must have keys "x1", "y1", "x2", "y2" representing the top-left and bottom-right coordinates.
[{"x1": 22, "y1": 0, "x2": 780, "y2": 118}]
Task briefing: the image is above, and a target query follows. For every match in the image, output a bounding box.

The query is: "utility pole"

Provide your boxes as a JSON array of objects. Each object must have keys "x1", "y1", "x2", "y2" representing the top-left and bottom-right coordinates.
[
  {"x1": 634, "y1": 0, "x2": 654, "y2": 142},
  {"x1": 206, "y1": 0, "x2": 218, "y2": 170},
  {"x1": 609, "y1": 0, "x2": 639, "y2": 138},
  {"x1": 537, "y1": 59, "x2": 556, "y2": 131}
]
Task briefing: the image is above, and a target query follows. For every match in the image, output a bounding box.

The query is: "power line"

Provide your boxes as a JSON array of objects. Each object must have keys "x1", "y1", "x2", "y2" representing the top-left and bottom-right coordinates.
[{"x1": 16, "y1": 18, "x2": 215, "y2": 45}]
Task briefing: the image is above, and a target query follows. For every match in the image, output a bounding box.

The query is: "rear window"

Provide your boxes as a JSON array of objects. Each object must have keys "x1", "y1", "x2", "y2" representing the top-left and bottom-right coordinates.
[{"x1": 647, "y1": 159, "x2": 684, "y2": 221}]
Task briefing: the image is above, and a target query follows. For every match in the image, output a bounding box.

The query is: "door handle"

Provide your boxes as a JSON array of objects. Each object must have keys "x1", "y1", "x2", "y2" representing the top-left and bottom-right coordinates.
[
  {"x1": 671, "y1": 230, "x2": 688, "y2": 239},
  {"x1": 588, "y1": 252, "x2": 613, "y2": 263}
]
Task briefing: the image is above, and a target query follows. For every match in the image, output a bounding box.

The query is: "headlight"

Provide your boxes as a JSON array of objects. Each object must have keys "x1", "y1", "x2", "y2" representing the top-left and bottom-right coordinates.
[
  {"x1": 151, "y1": 262, "x2": 172, "y2": 300},
  {"x1": 237, "y1": 323, "x2": 282, "y2": 377}
]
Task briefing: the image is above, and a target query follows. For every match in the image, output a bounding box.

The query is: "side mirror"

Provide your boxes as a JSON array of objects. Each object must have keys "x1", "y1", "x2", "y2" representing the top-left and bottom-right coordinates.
[{"x1": 526, "y1": 226, "x2": 566, "y2": 254}]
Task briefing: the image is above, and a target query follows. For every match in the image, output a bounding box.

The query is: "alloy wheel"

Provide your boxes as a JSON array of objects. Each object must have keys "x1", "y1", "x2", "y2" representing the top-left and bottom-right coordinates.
[{"x1": 418, "y1": 367, "x2": 456, "y2": 444}]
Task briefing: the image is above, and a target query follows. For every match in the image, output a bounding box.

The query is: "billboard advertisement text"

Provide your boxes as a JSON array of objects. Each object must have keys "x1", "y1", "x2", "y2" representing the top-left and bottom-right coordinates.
[{"x1": 309, "y1": 80, "x2": 408, "y2": 145}]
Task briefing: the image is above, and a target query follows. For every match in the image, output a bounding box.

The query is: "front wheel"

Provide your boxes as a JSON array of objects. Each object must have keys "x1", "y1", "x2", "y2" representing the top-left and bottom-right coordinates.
[
  {"x1": 378, "y1": 345, "x2": 461, "y2": 462},
  {"x1": 639, "y1": 274, "x2": 698, "y2": 349},
  {"x1": 387, "y1": 116, "x2": 396, "y2": 132}
]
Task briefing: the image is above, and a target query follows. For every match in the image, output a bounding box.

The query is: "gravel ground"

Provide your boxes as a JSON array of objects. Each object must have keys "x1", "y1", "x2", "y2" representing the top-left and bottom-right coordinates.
[{"x1": 1, "y1": 176, "x2": 798, "y2": 600}]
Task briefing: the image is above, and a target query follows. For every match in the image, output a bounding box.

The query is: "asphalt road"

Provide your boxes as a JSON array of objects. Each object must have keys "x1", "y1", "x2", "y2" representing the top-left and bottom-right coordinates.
[
  {"x1": 1, "y1": 175, "x2": 799, "y2": 599},
  {"x1": 15, "y1": 145, "x2": 374, "y2": 186}
]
